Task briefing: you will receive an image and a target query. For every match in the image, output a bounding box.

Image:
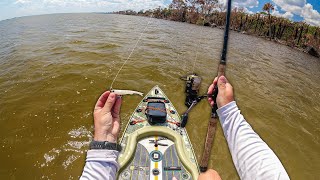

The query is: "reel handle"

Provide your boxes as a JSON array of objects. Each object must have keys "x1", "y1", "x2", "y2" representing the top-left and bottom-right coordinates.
[{"x1": 180, "y1": 113, "x2": 188, "y2": 128}]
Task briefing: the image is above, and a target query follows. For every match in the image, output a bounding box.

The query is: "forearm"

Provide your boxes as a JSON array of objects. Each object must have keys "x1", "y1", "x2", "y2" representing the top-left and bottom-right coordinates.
[
  {"x1": 80, "y1": 150, "x2": 119, "y2": 180},
  {"x1": 217, "y1": 101, "x2": 290, "y2": 180}
]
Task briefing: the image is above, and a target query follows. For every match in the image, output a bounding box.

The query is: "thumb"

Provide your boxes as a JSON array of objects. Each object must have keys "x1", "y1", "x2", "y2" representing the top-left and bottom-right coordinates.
[{"x1": 217, "y1": 76, "x2": 228, "y2": 91}]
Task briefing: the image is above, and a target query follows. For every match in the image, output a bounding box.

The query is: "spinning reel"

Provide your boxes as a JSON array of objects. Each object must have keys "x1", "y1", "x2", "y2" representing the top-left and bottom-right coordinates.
[
  {"x1": 182, "y1": 74, "x2": 202, "y2": 107},
  {"x1": 180, "y1": 74, "x2": 208, "y2": 127}
]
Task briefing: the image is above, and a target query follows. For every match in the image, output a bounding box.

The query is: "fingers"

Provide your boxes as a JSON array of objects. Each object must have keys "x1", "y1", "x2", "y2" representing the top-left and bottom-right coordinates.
[
  {"x1": 102, "y1": 93, "x2": 117, "y2": 113},
  {"x1": 208, "y1": 77, "x2": 218, "y2": 94},
  {"x1": 213, "y1": 76, "x2": 218, "y2": 86},
  {"x1": 207, "y1": 84, "x2": 214, "y2": 106},
  {"x1": 112, "y1": 96, "x2": 122, "y2": 118},
  {"x1": 199, "y1": 169, "x2": 222, "y2": 180},
  {"x1": 207, "y1": 83, "x2": 214, "y2": 95},
  {"x1": 208, "y1": 77, "x2": 218, "y2": 95},
  {"x1": 208, "y1": 77, "x2": 218, "y2": 107},
  {"x1": 94, "y1": 91, "x2": 110, "y2": 110}
]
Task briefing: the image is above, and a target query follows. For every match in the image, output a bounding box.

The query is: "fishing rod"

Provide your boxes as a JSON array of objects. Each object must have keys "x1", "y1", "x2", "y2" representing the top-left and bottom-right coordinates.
[{"x1": 199, "y1": 0, "x2": 232, "y2": 172}]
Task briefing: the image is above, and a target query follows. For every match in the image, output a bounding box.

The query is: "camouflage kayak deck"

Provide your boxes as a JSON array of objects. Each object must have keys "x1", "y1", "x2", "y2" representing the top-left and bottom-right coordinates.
[{"x1": 118, "y1": 85, "x2": 199, "y2": 180}]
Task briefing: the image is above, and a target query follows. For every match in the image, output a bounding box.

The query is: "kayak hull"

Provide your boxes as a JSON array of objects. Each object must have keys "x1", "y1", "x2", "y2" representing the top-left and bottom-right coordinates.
[{"x1": 118, "y1": 85, "x2": 199, "y2": 180}]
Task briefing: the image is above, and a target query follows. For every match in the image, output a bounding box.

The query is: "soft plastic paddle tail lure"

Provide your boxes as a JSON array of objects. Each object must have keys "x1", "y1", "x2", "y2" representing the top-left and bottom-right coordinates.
[{"x1": 110, "y1": 89, "x2": 143, "y2": 96}]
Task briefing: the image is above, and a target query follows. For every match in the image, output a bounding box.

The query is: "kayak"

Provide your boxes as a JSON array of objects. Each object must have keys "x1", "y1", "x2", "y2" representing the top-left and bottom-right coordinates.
[{"x1": 118, "y1": 85, "x2": 199, "y2": 180}]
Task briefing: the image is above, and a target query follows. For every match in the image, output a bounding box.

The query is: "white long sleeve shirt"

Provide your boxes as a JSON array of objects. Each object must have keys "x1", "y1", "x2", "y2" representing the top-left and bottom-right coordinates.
[
  {"x1": 80, "y1": 101, "x2": 290, "y2": 180},
  {"x1": 80, "y1": 150, "x2": 119, "y2": 180},
  {"x1": 216, "y1": 101, "x2": 290, "y2": 180}
]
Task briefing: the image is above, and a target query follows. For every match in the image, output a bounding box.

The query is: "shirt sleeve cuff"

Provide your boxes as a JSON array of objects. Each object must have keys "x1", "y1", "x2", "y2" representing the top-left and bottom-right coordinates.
[
  {"x1": 86, "y1": 150, "x2": 120, "y2": 169},
  {"x1": 216, "y1": 101, "x2": 238, "y2": 119}
]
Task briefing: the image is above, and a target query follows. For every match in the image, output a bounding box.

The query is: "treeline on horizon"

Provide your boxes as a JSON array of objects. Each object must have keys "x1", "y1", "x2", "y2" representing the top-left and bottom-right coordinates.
[{"x1": 115, "y1": 0, "x2": 320, "y2": 57}]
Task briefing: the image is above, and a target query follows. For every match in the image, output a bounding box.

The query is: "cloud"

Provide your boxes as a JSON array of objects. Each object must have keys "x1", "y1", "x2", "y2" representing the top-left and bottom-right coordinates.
[
  {"x1": 301, "y1": 3, "x2": 320, "y2": 26},
  {"x1": 218, "y1": 0, "x2": 259, "y2": 9},
  {"x1": 244, "y1": 7, "x2": 254, "y2": 14},
  {"x1": 15, "y1": 0, "x2": 32, "y2": 4},
  {"x1": 8, "y1": 0, "x2": 167, "y2": 19},
  {"x1": 12, "y1": 0, "x2": 167, "y2": 10},
  {"x1": 282, "y1": 12, "x2": 294, "y2": 19},
  {"x1": 272, "y1": 10, "x2": 294, "y2": 20},
  {"x1": 273, "y1": 0, "x2": 305, "y2": 14},
  {"x1": 0, "y1": 0, "x2": 163, "y2": 21},
  {"x1": 272, "y1": 4, "x2": 294, "y2": 20},
  {"x1": 234, "y1": 0, "x2": 258, "y2": 8},
  {"x1": 272, "y1": 0, "x2": 320, "y2": 26}
]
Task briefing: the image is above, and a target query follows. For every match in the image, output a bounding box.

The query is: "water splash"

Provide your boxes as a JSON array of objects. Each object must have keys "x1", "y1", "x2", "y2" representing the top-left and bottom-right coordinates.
[{"x1": 39, "y1": 126, "x2": 92, "y2": 169}]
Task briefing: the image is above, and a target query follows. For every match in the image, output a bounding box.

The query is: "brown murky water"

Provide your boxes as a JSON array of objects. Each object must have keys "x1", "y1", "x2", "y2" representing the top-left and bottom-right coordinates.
[{"x1": 0, "y1": 14, "x2": 319, "y2": 180}]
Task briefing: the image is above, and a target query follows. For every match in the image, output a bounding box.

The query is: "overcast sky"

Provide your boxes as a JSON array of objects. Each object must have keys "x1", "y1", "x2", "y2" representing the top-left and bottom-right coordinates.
[{"x1": 0, "y1": 0, "x2": 319, "y2": 26}]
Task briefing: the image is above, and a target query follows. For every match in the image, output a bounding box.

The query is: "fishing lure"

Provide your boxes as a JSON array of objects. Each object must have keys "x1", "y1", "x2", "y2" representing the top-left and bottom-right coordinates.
[{"x1": 110, "y1": 89, "x2": 143, "y2": 96}]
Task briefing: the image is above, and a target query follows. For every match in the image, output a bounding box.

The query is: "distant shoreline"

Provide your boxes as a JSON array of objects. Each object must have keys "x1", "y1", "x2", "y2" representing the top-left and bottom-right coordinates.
[
  {"x1": 114, "y1": 7, "x2": 320, "y2": 59},
  {"x1": 1, "y1": 12, "x2": 318, "y2": 58}
]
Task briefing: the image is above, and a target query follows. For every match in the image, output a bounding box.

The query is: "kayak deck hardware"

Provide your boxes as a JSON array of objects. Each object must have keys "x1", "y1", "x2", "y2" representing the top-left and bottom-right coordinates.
[{"x1": 145, "y1": 101, "x2": 167, "y2": 124}]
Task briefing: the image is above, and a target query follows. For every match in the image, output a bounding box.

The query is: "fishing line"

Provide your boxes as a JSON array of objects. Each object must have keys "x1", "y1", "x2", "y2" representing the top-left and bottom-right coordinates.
[
  {"x1": 157, "y1": 19, "x2": 192, "y2": 77},
  {"x1": 157, "y1": 19, "x2": 191, "y2": 84},
  {"x1": 109, "y1": 14, "x2": 154, "y2": 89},
  {"x1": 191, "y1": 19, "x2": 205, "y2": 74},
  {"x1": 142, "y1": 17, "x2": 188, "y2": 84}
]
